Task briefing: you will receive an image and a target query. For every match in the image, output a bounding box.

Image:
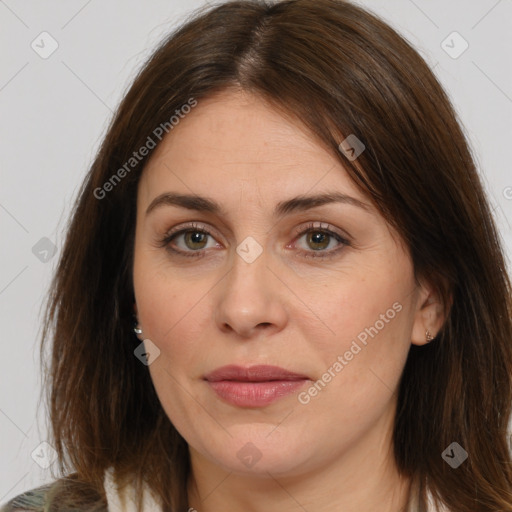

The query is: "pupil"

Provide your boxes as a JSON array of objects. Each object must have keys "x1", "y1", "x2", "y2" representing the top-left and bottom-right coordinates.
[
  {"x1": 309, "y1": 231, "x2": 328, "y2": 250},
  {"x1": 186, "y1": 231, "x2": 206, "y2": 249}
]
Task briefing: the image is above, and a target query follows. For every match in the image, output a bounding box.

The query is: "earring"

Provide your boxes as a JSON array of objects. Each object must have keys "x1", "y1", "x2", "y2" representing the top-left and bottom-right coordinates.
[
  {"x1": 134, "y1": 323, "x2": 142, "y2": 336},
  {"x1": 425, "y1": 329, "x2": 434, "y2": 343}
]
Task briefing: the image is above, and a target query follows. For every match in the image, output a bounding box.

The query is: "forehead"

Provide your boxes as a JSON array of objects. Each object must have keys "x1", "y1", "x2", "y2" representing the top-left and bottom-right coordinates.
[{"x1": 138, "y1": 89, "x2": 365, "y2": 209}]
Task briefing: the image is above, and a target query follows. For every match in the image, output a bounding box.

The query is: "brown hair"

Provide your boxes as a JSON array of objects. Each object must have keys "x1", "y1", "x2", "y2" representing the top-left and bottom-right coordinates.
[{"x1": 36, "y1": 0, "x2": 512, "y2": 510}]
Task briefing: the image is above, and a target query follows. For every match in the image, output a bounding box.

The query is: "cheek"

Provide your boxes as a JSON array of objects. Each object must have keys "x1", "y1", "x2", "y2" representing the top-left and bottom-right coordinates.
[
  {"x1": 299, "y1": 259, "x2": 415, "y2": 417},
  {"x1": 134, "y1": 248, "x2": 181, "y2": 328},
  {"x1": 133, "y1": 258, "x2": 216, "y2": 365},
  {"x1": 305, "y1": 260, "x2": 412, "y2": 352},
  {"x1": 298, "y1": 287, "x2": 412, "y2": 439}
]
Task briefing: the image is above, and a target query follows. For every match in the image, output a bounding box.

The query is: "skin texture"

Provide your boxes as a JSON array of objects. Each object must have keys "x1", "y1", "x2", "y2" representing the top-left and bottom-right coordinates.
[{"x1": 132, "y1": 89, "x2": 445, "y2": 512}]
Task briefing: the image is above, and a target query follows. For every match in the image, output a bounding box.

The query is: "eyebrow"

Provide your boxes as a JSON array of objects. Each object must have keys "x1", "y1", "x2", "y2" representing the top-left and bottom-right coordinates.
[{"x1": 145, "y1": 191, "x2": 371, "y2": 217}]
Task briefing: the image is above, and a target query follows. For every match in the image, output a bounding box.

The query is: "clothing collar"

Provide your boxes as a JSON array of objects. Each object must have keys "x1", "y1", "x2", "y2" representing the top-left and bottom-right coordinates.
[{"x1": 103, "y1": 467, "x2": 163, "y2": 512}]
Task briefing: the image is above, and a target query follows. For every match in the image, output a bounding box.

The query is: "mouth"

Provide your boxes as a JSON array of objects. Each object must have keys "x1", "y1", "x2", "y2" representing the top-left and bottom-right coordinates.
[{"x1": 203, "y1": 365, "x2": 310, "y2": 407}]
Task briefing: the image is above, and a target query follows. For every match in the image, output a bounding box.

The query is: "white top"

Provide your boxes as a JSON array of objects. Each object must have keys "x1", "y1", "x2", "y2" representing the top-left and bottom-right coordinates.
[
  {"x1": 103, "y1": 467, "x2": 448, "y2": 512},
  {"x1": 103, "y1": 467, "x2": 162, "y2": 512}
]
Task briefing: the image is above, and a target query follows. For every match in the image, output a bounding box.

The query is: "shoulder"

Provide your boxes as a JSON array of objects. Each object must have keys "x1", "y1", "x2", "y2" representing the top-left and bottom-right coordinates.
[
  {"x1": 0, "y1": 483, "x2": 53, "y2": 512},
  {"x1": 0, "y1": 478, "x2": 108, "y2": 512}
]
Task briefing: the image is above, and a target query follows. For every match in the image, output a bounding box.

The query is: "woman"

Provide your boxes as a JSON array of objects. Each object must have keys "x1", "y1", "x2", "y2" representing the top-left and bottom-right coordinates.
[{"x1": 2, "y1": 0, "x2": 511, "y2": 511}]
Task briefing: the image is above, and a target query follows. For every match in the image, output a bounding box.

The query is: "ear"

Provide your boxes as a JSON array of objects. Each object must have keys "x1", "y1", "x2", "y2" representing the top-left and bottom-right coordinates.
[{"x1": 411, "y1": 278, "x2": 448, "y2": 346}]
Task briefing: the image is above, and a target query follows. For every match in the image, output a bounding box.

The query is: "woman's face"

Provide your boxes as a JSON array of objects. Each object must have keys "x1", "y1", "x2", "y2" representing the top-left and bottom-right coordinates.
[{"x1": 133, "y1": 89, "x2": 434, "y2": 479}]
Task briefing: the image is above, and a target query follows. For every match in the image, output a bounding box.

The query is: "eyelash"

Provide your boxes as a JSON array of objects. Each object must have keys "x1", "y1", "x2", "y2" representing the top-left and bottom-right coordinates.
[{"x1": 157, "y1": 222, "x2": 350, "y2": 260}]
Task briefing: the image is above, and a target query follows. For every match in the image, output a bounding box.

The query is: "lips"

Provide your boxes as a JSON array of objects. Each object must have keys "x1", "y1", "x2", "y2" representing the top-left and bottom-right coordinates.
[
  {"x1": 204, "y1": 365, "x2": 310, "y2": 407},
  {"x1": 204, "y1": 364, "x2": 309, "y2": 382}
]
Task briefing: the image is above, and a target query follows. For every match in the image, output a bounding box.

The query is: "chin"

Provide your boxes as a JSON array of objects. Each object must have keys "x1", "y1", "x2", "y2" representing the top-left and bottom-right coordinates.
[{"x1": 199, "y1": 430, "x2": 317, "y2": 477}]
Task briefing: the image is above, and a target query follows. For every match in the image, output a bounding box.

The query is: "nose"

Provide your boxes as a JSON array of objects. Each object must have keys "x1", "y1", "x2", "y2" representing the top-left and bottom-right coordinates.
[{"x1": 214, "y1": 249, "x2": 289, "y2": 339}]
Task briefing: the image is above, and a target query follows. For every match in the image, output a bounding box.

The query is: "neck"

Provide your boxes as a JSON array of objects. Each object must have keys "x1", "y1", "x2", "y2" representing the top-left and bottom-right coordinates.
[{"x1": 186, "y1": 410, "x2": 412, "y2": 512}]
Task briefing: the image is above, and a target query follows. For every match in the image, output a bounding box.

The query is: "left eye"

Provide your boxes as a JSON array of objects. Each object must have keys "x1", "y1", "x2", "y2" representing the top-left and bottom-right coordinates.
[{"x1": 295, "y1": 229, "x2": 343, "y2": 252}]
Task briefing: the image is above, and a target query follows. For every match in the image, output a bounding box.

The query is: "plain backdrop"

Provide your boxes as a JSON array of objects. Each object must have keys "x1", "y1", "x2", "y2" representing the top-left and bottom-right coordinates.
[{"x1": 1, "y1": 0, "x2": 511, "y2": 503}]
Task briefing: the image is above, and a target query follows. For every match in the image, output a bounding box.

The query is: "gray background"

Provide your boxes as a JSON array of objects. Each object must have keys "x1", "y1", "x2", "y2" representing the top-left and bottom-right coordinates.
[{"x1": 1, "y1": 0, "x2": 511, "y2": 502}]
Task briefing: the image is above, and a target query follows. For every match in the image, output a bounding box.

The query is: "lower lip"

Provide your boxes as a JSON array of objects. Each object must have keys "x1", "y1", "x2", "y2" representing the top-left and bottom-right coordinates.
[{"x1": 207, "y1": 380, "x2": 308, "y2": 407}]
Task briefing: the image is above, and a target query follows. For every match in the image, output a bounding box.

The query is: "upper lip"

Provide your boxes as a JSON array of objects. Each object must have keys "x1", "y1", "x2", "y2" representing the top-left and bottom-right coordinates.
[{"x1": 204, "y1": 365, "x2": 309, "y2": 382}]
